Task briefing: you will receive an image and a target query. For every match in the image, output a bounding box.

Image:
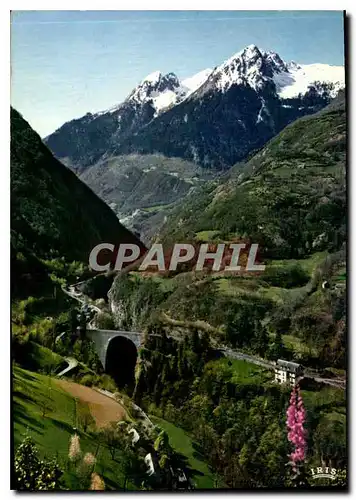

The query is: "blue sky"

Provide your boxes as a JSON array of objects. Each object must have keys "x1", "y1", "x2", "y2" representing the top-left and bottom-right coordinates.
[{"x1": 11, "y1": 10, "x2": 345, "y2": 137}]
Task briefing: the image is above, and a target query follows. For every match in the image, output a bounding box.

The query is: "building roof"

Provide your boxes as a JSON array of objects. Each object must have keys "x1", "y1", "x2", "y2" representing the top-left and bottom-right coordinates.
[{"x1": 276, "y1": 359, "x2": 303, "y2": 372}]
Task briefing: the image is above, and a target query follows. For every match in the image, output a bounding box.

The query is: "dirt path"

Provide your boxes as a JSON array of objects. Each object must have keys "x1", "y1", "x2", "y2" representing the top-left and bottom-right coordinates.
[{"x1": 55, "y1": 379, "x2": 127, "y2": 428}]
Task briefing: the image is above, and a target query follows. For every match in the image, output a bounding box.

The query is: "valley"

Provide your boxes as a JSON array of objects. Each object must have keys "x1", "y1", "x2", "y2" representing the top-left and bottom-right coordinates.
[
  {"x1": 79, "y1": 154, "x2": 217, "y2": 243},
  {"x1": 43, "y1": 45, "x2": 344, "y2": 242},
  {"x1": 11, "y1": 36, "x2": 347, "y2": 490}
]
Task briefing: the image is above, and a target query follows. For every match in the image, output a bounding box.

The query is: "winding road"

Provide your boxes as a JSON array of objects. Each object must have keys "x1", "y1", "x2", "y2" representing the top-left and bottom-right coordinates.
[
  {"x1": 218, "y1": 345, "x2": 273, "y2": 370},
  {"x1": 56, "y1": 357, "x2": 78, "y2": 377},
  {"x1": 62, "y1": 283, "x2": 101, "y2": 313}
]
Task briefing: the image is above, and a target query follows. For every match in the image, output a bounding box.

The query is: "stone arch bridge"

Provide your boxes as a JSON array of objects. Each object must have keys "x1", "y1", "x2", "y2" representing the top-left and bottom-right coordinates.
[{"x1": 86, "y1": 329, "x2": 144, "y2": 370}]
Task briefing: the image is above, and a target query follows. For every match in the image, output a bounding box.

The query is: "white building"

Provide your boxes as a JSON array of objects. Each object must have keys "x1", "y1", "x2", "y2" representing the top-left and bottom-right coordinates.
[
  {"x1": 274, "y1": 359, "x2": 303, "y2": 386},
  {"x1": 128, "y1": 428, "x2": 140, "y2": 446},
  {"x1": 144, "y1": 453, "x2": 155, "y2": 476}
]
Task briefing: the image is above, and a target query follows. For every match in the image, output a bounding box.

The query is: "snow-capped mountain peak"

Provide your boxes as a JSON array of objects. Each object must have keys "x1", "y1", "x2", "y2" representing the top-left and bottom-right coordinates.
[
  {"x1": 142, "y1": 70, "x2": 163, "y2": 84},
  {"x1": 274, "y1": 63, "x2": 344, "y2": 98},
  {"x1": 126, "y1": 67, "x2": 213, "y2": 115},
  {"x1": 182, "y1": 68, "x2": 213, "y2": 95},
  {"x1": 202, "y1": 44, "x2": 344, "y2": 97},
  {"x1": 125, "y1": 71, "x2": 183, "y2": 114},
  {"x1": 231, "y1": 43, "x2": 261, "y2": 60},
  {"x1": 262, "y1": 50, "x2": 289, "y2": 74},
  {"x1": 128, "y1": 71, "x2": 181, "y2": 104},
  {"x1": 209, "y1": 44, "x2": 275, "y2": 92},
  {"x1": 92, "y1": 44, "x2": 344, "y2": 122},
  {"x1": 46, "y1": 42, "x2": 346, "y2": 174}
]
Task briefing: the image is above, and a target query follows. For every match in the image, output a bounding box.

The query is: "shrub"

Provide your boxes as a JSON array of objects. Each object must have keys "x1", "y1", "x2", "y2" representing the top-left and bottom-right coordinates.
[
  {"x1": 14, "y1": 436, "x2": 63, "y2": 490},
  {"x1": 79, "y1": 373, "x2": 97, "y2": 387},
  {"x1": 98, "y1": 374, "x2": 117, "y2": 392},
  {"x1": 94, "y1": 312, "x2": 115, "y2": 330},
  {"x1": 77, "y1": 402, "x2": 95, "y2": 432},
  {"x1": 262, "y1": 264, "x2": 309, "y2": 288}
]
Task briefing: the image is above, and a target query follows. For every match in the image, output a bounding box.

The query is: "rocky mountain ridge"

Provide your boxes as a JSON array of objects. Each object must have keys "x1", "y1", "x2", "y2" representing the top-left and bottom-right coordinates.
[{"x1": 45, "y1": 44, "x2": 344, "y2": 170}]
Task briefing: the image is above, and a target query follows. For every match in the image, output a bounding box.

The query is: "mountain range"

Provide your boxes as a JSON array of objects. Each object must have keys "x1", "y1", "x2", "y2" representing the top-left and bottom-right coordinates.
[{"x1": 45, "y1": 44, "x2": 344, "y2": 171}]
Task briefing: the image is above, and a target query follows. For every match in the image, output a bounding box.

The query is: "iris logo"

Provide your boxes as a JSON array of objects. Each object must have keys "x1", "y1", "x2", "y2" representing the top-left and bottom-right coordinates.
[{"x1": 310, "y1": 466, "x2": 338, "y2": 480}]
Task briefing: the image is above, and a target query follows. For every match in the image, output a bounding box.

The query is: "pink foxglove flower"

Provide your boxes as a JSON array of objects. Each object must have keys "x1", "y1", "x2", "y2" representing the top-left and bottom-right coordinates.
[{"x1": 286, "y1": 384, "x2": 307, "y2": 472}]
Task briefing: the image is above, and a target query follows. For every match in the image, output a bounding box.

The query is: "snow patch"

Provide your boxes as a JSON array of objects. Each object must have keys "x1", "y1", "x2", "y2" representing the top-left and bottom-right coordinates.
[
  {"x1": 256, "y1": 98, "x2": 265, "y2": 124},
  {"x1": 274, "y1": 63, "x2": 344, "y2": 98},
  {"x1": 182, "y1": 68, "x2": 212, "y2": 95},
  {"x1": 152, "y1": 89, "x2": 180, "y2": 113},
  {"x1": 142, "y1": 71, "x2": 162, "y2": 84}
]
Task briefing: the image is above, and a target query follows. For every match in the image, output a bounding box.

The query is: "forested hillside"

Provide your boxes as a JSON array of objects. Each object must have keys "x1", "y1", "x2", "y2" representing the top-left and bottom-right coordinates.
[
  {"x1": 160, "y1": 91, "x2": 346, "y2": 260},
  {"x1": 109, "y1": 92, "x2": 346, "y2": 371},
  {"x1": 11, "y1": 108, "x2": 144, "y2": 262},
  {"x1": 103, "y1": 93, "x2": 347, "y2": 488},
  {"x1": 11, "y1": 108, "x2": 145, "y2": 297}
]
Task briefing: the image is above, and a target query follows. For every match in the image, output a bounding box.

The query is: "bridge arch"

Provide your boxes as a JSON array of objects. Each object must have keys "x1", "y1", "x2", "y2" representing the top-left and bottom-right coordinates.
[
  {"x1": 85, "y1": 329, "x2": 144, "y2": 391},
  {"x1": 105, "y1": 335, "x2": 138, "y2": 390}
]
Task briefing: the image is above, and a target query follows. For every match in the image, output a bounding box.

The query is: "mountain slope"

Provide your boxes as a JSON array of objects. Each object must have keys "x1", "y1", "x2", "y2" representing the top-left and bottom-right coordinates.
[
  {"x1": 11, "y1": 107, "x2": 145, "y2": 268},
  {"x1": 160, "y1": 91, "x2": 346, "y2": 260},
  {"x1": 44, "y1": 69, "x2": 210, "y2": 172},
  {"x1": 45, "y1": 45, "x2": 344, "y2": 171},
  {"x1": 116, "y1": 46, "x2": 343, "y2": 169},
  {"x1": 202, "y1": 45, "x2": 343, "y2": 97},
  {"x1": 105, "y1": 92, "x2": 346, "y2": 380},
  {"x1": 79, "y1": 154, "x2": 216, "y2": 243}
]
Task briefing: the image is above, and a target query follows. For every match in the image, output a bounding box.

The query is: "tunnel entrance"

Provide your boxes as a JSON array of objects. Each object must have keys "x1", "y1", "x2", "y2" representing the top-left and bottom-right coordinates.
[{"x1": 105, "y1": 336, "x2": 138, "y2": 393}]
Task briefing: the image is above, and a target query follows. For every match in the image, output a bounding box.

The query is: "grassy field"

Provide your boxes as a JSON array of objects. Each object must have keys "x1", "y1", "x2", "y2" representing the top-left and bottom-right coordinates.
[
  {"x1": 14, "y1": 341, "x2": 66, "y2": 374},
  {"x1": 281, "y1": 334, "x2": 318, "y2": 358},
  {"x1": 216, "y1": 275, "x2": 309, "y2": 306},
  {"x1": 195, "y1": 230, "x2": 220, "y2": 242},
  {"x1": 207, "y1": 357, "x2": 272, "y2": 385},
  {"x1": 13, "y1": 366, "x2": 133, "y2": 490},
  {"x1": 216, "y1": 277, "x2": 259, "y2": 295},
  {"x1": 267, "y1": 252, "x2": 328, "y2": 277},
  {"x1": 150, "y1": 415, "x2": 217, "y2": 489}
]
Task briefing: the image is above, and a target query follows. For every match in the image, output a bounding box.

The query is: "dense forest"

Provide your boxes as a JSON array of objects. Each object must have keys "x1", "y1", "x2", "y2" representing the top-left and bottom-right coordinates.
[{"x1": 132, "y1": 326, "x2": 346, "y2": 488}]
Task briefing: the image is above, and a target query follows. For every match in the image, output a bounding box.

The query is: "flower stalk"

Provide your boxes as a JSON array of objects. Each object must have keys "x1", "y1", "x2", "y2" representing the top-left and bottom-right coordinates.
[{"x1": 286, "y1": 384, "x2": 307, "y2": 474}]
